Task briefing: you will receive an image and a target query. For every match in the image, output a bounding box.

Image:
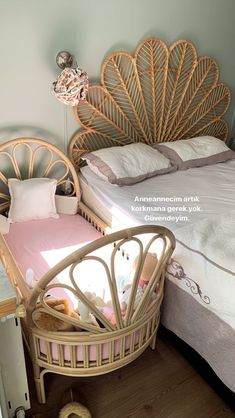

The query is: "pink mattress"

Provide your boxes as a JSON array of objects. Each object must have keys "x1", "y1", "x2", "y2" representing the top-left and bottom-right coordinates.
[{"x1": 4, "y1": 214, "x2": 102, "y2": 299}]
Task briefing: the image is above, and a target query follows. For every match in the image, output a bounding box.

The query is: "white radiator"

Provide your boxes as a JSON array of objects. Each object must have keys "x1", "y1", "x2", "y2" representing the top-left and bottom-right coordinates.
[
  {"x1": 0, "y1": 367, "x2": 8, "y2": 418},
  {"x1": 0, "y1": 262, "x2": 30, "y2": 417},
  {"x1": 0, "y1": 316, "x2": 30, "y2": 418}
]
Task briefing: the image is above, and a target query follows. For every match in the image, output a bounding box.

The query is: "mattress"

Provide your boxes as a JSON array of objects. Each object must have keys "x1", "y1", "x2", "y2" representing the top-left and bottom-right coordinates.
[
  {"x1": 79, "y1": 161, "x2": 235, "y2": 392},
  {"x1": 79, "y1": 159, "x2": 235, "y2": 231},
  {"x1": 4, "y1": 214, "x2": 104, "y2": 304}
]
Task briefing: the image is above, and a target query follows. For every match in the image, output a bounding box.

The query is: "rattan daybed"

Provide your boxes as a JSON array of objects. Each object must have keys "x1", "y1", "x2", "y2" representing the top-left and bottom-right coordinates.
[{"x1": 0, "y1": 137, "x2": 175, "y2": 405}]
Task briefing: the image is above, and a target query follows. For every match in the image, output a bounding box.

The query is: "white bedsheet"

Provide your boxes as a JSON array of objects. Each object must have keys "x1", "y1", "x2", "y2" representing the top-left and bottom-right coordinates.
[
  {"x1": 80, "y1": 161, "x2": 235, "y2": 326},
  {"x1": 80, "y1": 160, "x2": 235, "y2": 392},
  {"x1": 80, "y1": 159, "x2": 235, "y2": 232},
  {"x1": 168, "y1": 209, "x2": 235, "y2": 328}
]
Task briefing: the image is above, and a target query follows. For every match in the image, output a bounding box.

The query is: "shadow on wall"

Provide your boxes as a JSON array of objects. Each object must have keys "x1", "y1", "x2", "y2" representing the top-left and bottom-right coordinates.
[
  {"x1": 230, "y1": 105, "x2": 235, "y2": 138},
  {"x1": 0, "y1": 126, "x2": 60, "y2": 147}
]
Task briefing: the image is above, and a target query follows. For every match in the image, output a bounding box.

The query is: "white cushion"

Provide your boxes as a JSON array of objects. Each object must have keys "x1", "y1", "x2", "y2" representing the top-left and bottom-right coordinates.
[
  {"x1": 82, "y1": 142, "x2": 175, "y2": 186},
  {"x1": 8, "y1": 178, "x2": 59, "y2": 223},
  {"x1": 55, "y1": 195, "x2": 78, "y2": 215}
]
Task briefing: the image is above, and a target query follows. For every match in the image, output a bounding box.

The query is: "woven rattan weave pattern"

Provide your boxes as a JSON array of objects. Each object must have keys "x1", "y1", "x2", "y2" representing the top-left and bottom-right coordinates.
[{"x1": 69, "y1": 38, "x2": 231, "y2": 168}]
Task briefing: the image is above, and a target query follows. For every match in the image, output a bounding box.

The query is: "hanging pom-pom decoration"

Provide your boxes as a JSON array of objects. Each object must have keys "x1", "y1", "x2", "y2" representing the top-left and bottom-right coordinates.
[{"x1": 52, "y1": 65, "x2": 89, "y2": 106}]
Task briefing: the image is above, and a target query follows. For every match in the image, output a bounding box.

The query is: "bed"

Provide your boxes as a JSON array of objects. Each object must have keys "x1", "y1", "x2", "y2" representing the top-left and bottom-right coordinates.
[
  {"x1": 0, "y1": 137, "x2": 175, "y2": 407},
  {"x1": 69, "y1": 38, "x2": 235, "y2": 393}
]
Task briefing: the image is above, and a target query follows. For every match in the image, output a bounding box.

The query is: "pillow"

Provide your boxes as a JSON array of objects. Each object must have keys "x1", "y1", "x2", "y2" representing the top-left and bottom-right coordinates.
[
  {"x1": 55, "y1": 195, "x2": 78, "y2": 215},
  {"x1": 8, "y1": 178, "x2": 59, "y2": 223},
  {"x1": 81, "y1": 142, "x2": 176, "y2": 186},
  {"x1": 154, "y1": 136, "x2": 235, "y2": 170},
  {"x1": 0, "y1": 214, "x2": 10, "y2": 234}
]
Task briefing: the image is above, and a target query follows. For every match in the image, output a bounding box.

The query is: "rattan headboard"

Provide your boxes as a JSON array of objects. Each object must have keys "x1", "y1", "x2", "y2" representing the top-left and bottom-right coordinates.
[
  {"x1": 0, "y1": 137, "x2": 80, "y2": 214},
  {"x1": 69, "y1": 38, "x2": 231, "y2": 168}
]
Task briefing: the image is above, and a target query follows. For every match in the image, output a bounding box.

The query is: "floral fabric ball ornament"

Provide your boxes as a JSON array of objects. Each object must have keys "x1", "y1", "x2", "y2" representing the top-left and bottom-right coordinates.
[{"x1": 52, "y1": 66, "x2": 89, "y2": 106}]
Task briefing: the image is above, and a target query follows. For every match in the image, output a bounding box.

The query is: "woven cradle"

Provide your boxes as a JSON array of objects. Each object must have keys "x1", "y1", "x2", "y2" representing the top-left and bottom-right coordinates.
[{"x1": 26, "y1": 224, "x2": 175, "y2": 403}]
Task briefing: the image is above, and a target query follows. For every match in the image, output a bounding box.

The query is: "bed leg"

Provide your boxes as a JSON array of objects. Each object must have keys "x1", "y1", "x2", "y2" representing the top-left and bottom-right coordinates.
[
  {"x1": 150, "y1": 333, "x2": 157, "y2": 350},
  {"x1": 33, "y1": 364, "x2": 46, "y2": 404}
]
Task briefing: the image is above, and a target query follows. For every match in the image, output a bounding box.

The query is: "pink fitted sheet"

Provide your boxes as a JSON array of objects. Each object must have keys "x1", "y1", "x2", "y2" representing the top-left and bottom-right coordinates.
[{"x1": 4, "y1": 214, "x2": 102, "y2": 299}]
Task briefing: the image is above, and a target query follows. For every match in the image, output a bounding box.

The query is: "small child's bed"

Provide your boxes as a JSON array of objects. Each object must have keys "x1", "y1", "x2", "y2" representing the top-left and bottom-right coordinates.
[{"x1": 0, "y1": 137, "x2": 175, "y2": 406}]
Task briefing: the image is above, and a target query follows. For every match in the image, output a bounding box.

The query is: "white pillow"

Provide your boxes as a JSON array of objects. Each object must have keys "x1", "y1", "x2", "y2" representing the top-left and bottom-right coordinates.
[
  {"x1": 81, "y1": 142, "x2": 175, "y2": 186},
  {"x1": 154, "y1": 136, "x2": 235, "y2": 170},
  {"x1": 55, "y1": 195, "x2": 78, "y2": 215},
  {"x1": 8, "y1": 178, "x2": 59, "y2": 223}
]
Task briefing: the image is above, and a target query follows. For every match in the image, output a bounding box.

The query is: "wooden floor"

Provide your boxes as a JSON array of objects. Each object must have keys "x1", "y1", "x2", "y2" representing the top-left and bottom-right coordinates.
[{"x1": 25, "y1": 327, "x2": 235, "y2": 418}]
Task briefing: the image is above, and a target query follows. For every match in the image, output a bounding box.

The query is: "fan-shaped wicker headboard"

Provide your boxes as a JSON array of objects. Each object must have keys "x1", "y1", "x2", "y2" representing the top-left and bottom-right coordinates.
[{"x1": 69, "y1": 38, "x2": 231, "y2": 168}]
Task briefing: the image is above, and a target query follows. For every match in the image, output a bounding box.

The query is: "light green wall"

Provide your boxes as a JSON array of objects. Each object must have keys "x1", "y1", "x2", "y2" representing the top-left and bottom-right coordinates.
[{"x1": 0, "y1": 0, "x2": 235, "y2": 151}]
